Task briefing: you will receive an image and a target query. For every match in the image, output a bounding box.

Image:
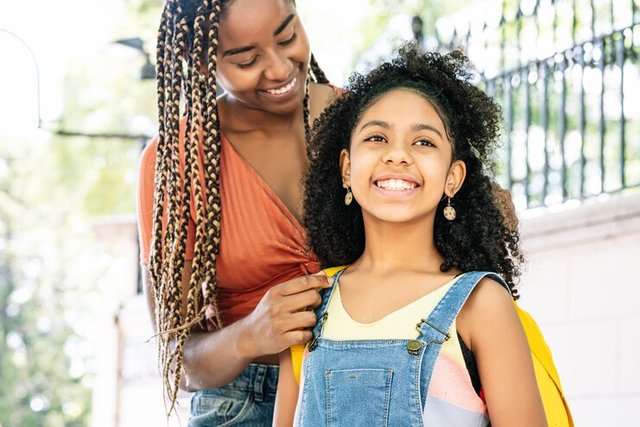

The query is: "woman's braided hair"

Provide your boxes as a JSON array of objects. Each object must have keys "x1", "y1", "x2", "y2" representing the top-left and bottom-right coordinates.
[{"x1": 150, "y1": 0, "x2": 328, "y2": 412}]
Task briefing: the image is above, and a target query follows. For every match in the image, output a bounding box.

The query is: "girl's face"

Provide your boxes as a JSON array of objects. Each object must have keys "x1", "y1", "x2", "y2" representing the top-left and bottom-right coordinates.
[
  {"x1": 216, "y1": 0, "x2": 310, "y2": 115},
  {"x1": 341, "y1": 89, "x2": 466, "y2": 226}
]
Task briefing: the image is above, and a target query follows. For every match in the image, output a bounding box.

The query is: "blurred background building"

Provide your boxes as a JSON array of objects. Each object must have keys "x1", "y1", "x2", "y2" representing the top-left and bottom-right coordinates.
[{"x1": 0, "y1": 0, "x2": 638, "y2": 425}]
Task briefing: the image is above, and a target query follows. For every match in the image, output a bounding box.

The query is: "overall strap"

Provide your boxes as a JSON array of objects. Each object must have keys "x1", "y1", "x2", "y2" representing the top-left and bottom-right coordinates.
[
  {"x1": 416, "y1": 271, "x2": 509, "y2": 342},
  {"x1": 310, "y1": 267, "x2": 347, "y2": 343}
]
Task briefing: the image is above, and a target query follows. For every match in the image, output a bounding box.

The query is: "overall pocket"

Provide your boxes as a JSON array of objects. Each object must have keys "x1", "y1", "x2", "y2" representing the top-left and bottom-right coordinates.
[{"x1": 325, "y1": 368, "x2": 393, "y2": 427}]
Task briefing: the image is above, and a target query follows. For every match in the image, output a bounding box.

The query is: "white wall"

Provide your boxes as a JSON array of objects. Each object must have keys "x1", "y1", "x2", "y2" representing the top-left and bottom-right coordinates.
[
  {"x1": 517, "y1": 192, "x2": 640, "y2": 427},
  {"x1": 90, "y1": 215, "x2": 190, "y2": 427}
]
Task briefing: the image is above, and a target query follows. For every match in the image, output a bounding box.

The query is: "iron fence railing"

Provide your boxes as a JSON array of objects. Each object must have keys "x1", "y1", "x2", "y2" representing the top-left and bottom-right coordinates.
[{"x1": 432, "y1": 0, "x2": 640, "y2": 209}]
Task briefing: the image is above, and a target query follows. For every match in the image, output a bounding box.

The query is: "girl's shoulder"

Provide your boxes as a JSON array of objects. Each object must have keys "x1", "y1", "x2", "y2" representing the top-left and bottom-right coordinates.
[
  {"x1": 456, "y1": 275, "x2": 518, "y2": 347},
  {"x1": 463, "y1": 276, "x2": 514, "y2": 315}
]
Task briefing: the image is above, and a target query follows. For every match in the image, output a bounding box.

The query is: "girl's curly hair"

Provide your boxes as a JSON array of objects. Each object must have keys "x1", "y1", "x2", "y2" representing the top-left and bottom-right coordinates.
[{"x1": 303, "y1": 44, "x2": 524, "y2": 297}]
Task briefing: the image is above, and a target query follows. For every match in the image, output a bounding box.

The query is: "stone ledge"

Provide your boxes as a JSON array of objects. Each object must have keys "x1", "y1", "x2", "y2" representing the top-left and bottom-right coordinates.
[{"x1": 519, "y1": 192, "x2": 640, "y2": 251}]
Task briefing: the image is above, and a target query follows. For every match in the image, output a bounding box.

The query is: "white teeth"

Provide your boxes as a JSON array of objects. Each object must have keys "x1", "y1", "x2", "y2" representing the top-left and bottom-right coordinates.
[
  {"x1": 375, "y1": 179, "x2": 416, "y2": 191},
  {"x1": 266, "y1": 77, "x2": 296, "y2": 95}
]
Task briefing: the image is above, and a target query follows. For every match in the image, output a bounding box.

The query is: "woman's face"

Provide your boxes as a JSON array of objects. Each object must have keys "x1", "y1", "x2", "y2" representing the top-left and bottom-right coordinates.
[
  {"x1": 341, "y1": 88, "x2": 465, "y2": 226},
  {"x1": 216, "y1": 0, "x2": 310, "y2": 116}
]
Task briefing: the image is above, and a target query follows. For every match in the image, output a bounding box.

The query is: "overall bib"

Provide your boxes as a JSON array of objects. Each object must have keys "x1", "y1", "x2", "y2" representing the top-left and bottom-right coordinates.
[{"x1": 295, "y1": 270, "x2": 509, "y2": 427}]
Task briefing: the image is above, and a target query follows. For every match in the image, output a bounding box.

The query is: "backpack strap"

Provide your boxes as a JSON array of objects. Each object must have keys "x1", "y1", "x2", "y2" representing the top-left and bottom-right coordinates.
[
  {"x1": 290, "y1": 266, "x2": 347, "y2": 383},
  {"x1": 515, "y1": 303, "x2": 574, "y2": 426}
]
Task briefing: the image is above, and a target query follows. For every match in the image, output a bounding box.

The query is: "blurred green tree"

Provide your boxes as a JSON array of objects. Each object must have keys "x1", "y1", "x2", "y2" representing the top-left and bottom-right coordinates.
[{"x1": 0, "y1": 0, "x2": 160, "y2": 424}]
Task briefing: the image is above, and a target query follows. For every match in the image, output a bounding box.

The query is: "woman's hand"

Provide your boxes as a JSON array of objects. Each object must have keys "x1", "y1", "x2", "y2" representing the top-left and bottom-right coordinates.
[{"x1": 235, "y1": 274, "x2": 332, "y2": 360}]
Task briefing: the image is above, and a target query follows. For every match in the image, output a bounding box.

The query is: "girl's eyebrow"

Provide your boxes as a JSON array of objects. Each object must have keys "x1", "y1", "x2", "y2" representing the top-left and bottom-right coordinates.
[
  {"x1": 357, "y1": 120, "x2": 390, "y2": 132},
  {"x1": 358, "y1": 120, "x2": 443, "y2": 139},
  {"x1": 222, "y1": 14, "x2": 296, "y2": 58},
  {"x1": 412, "y1": 123, "x2": 443, "y2": 139}
]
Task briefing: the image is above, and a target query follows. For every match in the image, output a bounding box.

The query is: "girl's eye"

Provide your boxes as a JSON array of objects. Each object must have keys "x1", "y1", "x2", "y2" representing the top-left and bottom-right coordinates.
[
  {"x1": 364, "y1": 134, "x2": 387, "y2": 143},
  {"x1": 278, "y1": 32, "x2": 297, "y2": 46},
  {"x1": 237, "y1": 57, "x2": 258, "y2": 69},
  {"x1": 414, "y1": 139, "x2": 435, "y2": 147}
]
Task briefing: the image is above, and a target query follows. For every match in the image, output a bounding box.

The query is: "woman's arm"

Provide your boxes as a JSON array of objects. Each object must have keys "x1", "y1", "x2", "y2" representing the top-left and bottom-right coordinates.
[
  {"x1": 273, "y1": 349, "x2": 300, "y2": 427},
  {"x1": 138, "y1": 135, "x2": 330, "y2": 390},
  {"x1": 458, "y1": 278, "x2": 547, "y2": 427},
  {"x1": 142, "y1": 264, "x2": 329, "y2": 390}
]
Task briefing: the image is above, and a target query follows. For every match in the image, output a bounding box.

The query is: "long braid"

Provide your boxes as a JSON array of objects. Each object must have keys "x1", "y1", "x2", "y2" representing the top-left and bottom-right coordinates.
[
  {"x1": 199, "y1": 2, "x2": 224, "y2": 327},
  {"x1": 186, "y1": 5, "x2": 213, "y2": 330},
  {"x1": 149, "y1": 3, "x2": 170, "y2": 322},
  {"x1": 158, "y1": 4, "x2": 185, "y2": 350},
  {"x1": 303, "y1": 74, "x2": 313, "y2": 160},
  {"x1": 310, "y1": 53, "x2": 329, "y2": 84},
  {"x1": 304, "y1": 53, "x2": 329, "y2": 160},
  {"x1": 162, "y1": 3, "x2": 191, "y2": 411},
  {"x1": 152, "y1": 1, "x2": 180, "y2": 352},
  {"x1": 183, "y1": 4, "x2": 209, "y2": 325}
]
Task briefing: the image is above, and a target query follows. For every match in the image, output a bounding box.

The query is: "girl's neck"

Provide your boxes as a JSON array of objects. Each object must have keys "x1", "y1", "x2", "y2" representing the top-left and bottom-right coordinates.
[{"x1": 354, "y1": 219, "x2": 444, "y2": 275}]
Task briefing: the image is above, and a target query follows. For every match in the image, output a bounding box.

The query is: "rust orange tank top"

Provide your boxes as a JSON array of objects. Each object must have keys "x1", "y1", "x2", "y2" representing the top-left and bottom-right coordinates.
[{"x1": 137, "y1": 122, "x2": 320, "y2": 327}]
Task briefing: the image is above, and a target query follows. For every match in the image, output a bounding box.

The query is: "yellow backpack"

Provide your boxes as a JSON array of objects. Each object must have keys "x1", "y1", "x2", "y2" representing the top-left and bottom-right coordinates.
[
  {"x1": 515, "y1": 304, "x2": 573, "y2": 426},
  {"x1": 291, "y1": 267, "x2": 573, "y2": 426}
]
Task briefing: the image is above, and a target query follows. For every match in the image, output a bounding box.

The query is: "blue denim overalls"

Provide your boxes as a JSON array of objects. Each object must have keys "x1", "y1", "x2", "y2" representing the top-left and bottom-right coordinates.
[{"x1": 295, "y1": 270, "x2": 509, "y2": 426}]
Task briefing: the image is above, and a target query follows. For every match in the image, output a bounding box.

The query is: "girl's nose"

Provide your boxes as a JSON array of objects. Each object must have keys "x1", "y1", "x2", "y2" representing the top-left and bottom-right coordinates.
[{"x1": 382, "y1": 142, "x2": 413, "y2": 165}]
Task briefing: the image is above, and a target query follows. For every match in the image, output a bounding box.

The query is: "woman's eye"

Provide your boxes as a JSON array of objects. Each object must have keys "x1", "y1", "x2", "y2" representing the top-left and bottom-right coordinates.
[
  {"x1": 237, "y1": 57, "x2": 258, "y2": 69},
  {"x1": 279, "y1": 32, "x2": 297, "y2": 46}
]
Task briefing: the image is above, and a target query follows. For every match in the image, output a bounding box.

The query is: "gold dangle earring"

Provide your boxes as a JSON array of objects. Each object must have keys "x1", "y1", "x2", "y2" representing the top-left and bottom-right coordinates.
[
  {"x1": 443, "y1": 196, "x2": 456, "y2": 221},
  {"x1": 343, "y1": 183, "x2": 353, "y2": 206}
]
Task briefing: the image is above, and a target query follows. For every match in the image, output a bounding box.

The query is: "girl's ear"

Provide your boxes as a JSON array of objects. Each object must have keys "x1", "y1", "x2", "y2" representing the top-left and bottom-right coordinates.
[
  {"x1": 445, "y1": 160, "x2": 466, "y2": 197},
  {"x1": 340, "y1": 149, "x2": 351, "y2": 187}
]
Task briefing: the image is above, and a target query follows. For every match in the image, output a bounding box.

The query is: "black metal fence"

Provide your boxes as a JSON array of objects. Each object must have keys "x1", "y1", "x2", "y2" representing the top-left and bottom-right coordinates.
[{"x1": 432, "y1": 0, "x2": 640, "y2": 209}]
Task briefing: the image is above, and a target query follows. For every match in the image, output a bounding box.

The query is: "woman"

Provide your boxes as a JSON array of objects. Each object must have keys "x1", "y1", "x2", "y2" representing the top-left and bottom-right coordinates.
[{"x1": 137, "y1": 0, "x2": 338, "y2": 424}]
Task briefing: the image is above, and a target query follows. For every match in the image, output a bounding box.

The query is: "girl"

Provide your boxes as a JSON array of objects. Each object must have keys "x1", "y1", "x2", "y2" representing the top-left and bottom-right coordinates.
[
  {"x1": 137, "y1": 0, "x2": 336, "y2": 424},
  {"x1": 274, "y1": 45, "x2": 547, "y2": 426}
]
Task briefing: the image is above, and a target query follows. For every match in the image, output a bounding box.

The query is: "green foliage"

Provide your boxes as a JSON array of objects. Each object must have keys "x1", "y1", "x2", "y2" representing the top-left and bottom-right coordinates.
[
  {"x1": 350, "y1": 0, "x2": 475, "y2": 72},
  {"x1": 0, "y1": 135, "x2": 93, "y2": 426},
  {"x1": 0, "y1": 0, "x2": 159, "y2": 425}
]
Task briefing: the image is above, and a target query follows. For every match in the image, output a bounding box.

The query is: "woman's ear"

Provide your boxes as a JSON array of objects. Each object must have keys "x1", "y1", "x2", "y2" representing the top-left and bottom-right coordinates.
[
  {"x1": 445, "y1": 160, "x2": 466, "y2": 197},
  {"x1": 339, "y1": 149, "x2": 351, "y2": 187}
]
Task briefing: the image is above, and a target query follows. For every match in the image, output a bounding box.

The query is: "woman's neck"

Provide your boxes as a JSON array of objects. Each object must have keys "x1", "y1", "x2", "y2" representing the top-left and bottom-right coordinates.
[{"x1": 218, "y1": 93, "x2": 304, "y2": 136}]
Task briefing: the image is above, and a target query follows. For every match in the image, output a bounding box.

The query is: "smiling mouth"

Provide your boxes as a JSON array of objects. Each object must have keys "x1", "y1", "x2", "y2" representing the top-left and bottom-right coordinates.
[
  {"x1": 265, "y1": 77, "x2": 297, "y2": 96},
  {"x1": 374, "y1": 179, "x2": 418, "y2": 191}
]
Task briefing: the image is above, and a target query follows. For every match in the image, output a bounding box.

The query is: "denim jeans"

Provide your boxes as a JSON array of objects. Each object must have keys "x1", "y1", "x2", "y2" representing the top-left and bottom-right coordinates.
[{"x1": 189, "y1": 363, "x2": 279, "y2": 426}]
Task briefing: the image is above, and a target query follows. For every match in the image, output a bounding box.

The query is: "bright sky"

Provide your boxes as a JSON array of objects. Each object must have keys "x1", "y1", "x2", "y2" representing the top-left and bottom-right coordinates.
[
  {"x1": 0, "y1": 0, "x2": 373, "y2": 134},
  {"x1": 0, "y1": 0, "x2": 131, "y2": 131}
]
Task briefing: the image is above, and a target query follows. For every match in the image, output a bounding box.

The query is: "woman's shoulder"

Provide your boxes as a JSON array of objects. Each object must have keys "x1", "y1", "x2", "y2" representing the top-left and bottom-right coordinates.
[
  {"x1": 309, "y1": 81, "x2": 343, "y2": 98},
  {"x1": 309, "y1": 82, "x2": 343, "y2": 122},
  {"x1": 139, "y1": 137, "x2": 158, "y2": 175},
  {"x1": 139, "y1": 117, "x2": 195, "y2": 176}
]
